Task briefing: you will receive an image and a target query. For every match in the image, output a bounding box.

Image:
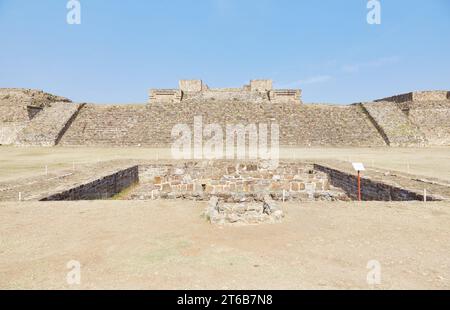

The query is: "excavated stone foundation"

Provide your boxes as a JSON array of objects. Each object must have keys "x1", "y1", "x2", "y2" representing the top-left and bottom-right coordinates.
[{"x1": 124, "y1": 161, "x2": 350, "y2": 202}]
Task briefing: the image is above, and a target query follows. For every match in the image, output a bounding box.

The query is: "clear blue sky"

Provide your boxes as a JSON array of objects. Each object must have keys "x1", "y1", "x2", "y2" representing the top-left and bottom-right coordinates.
[{"x1": 1, "y1": 0, "x2": 449, "y2": 104}]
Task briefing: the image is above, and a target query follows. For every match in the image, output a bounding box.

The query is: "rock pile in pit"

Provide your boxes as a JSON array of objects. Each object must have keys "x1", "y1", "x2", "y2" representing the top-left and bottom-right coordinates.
[{"x1": 206, "y1": 196, "x2": 284, "y2": 225}]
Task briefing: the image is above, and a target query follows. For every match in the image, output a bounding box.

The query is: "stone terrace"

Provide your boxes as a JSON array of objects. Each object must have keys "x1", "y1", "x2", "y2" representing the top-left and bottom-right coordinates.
[
  {"x1": 59, "y1": 101, "x2": 387, "y2": 147},
  {"x1": 15, "y1": 102, "x2": 84, "y2": 147},
  {"x1": 405, "y1": 100, "x2": 450, "y2": 146},
  {"x1": 360, "y1": 101, "x2": 427, "y2": 147},
  {"x1": 2, "y1": 85, "x2": 450, "y2": 148},
  {"x1": 0, "y1": 88, "x2": 71, "y2": 108}
]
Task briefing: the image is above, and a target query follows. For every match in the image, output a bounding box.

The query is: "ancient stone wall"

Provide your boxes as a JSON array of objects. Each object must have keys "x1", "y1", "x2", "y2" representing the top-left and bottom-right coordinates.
[
  {"x1": 314, "y1": 164, "x2": 441, "y2": 201},
  {"x1": 376, "y1": 91, "x2": 448, "y2": 103},
  {"x1": 179, "y1": 80, "x2": 206, "y2": 92},
  {"x1": 149, "y1": 89, "x2": 182, "y2": 103},
  {"x1": 269, "y1": 89, "x2": 302, "y2": 104},
  {"x1": 0, "y1": 89, "x2": 71, "y2": 145},
  {"x1": 0, "y1": 88, "x2": 71, "y2": 107},
  {"x1": 250, "y1": 80, "x2": 272, "y2": 92},
  {"x1": 360, "y1": 102, "x2": 427, "y2": 146},
  {"x1": 41, "y1": 165, "x2": 139, "y2": 201},
  {"x1": 128, "y1": 161, "x2": 348, "y2": 202},
  {"x1": 405, "y1": 100, "x2": 450, "y2": 145},
  {"x1": 0, "y1": 123, "x2": 27, "y2": 145},
  {"x1": 413, "y1": 91, "x2": 448, "y2": 101},
  {"x1": 149, "y1": 80, "x2": 301, "y2": 104},
  {"x1": 0, "y1": 105, "x2": 30, "y2": 144},
  {"x1": 3, "y1": 86, "x2": 450, "y2": 148},
  {"x1": 15, "y1": 102, "x2": 84, "y2": 147},
  {"x1": 59, "y1": 101, "x2": 387, "y2": 147}
]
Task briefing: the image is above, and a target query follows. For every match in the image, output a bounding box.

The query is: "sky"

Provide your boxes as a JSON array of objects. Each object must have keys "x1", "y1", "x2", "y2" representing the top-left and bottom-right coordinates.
[{"x1": 0, "y1": 0, "x2": 449, "y2": 104}]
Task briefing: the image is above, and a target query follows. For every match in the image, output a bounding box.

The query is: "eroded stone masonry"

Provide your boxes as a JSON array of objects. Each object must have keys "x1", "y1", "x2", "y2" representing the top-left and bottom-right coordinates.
[
  {"x1": 129, "y1": 161, "x2": 349, "y2": 202},
  {"x1": 1, "y1": 81, "x2": 450, "y2": 147},
  {"x1": 1, "y1": 159, "x2": 448, "y2": 227}
]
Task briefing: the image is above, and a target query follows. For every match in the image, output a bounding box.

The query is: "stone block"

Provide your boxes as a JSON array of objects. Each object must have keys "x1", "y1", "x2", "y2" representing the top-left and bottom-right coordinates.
[
  {"x1": 250, "y1": 80, "x2": 273, "y2": 92},
  {"x1": 161, "y1": 183, "x2": 172, "y2": 192},
  {"x1": 179, "y1": 80, "x2": 204, "y2": 92}
]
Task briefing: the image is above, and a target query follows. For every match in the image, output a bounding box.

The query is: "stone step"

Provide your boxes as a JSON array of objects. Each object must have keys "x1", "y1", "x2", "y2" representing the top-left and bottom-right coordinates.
[
  {"x1": 361, "y1": 102, "x2": 427, "y2": 147},
  {"x1": 14, "y1": 102, "x2": 84, "y2": 147}
]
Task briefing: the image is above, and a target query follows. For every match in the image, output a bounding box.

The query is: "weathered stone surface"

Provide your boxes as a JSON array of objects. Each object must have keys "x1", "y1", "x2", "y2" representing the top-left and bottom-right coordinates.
[
  {"x1": 314, "y1": 162, "x2": 447, "y2": 202},
  {"x1": 205, "y1": 196, "x2": 284, "y2": 226},
  {"x1": 361, "y1": 101, "x2": 427, "y2": 147},
  {"x1": 58, "y1": 101, "x2": 386, "y2": 147},
  {"x1": 14, "y1": 102, "x2": 84, "y2": 147},
  {"x1": 376, "y1": 91, "x2": 448, "y2": 103},
  {"x1": 0, "y1": 160, "x2": 140, "y2": 202},
  {"x1": 150, "y1": 80, "x2": 299, "y2": 104},
  {"x1": 0, "y1": 88, "x2": 71, "y2": 108},
  {"x1": 2, "y1": 159, "x2": 449, "y2": 203},
  {"x1": 126, "y1": 161, "x2": 349, "y2": 202},
  {"x1": 0, "y1": 89, "x2": 71, "y2": 145},
  {"x1": 42, "y1": 166, "x2": 139, "y2": 201},
  {"x1": 406, "y1": 100, "x2": 450, "y2": 146},
  {"x1": 2, "y1": 85, "x2": 450, "y2": 147}
]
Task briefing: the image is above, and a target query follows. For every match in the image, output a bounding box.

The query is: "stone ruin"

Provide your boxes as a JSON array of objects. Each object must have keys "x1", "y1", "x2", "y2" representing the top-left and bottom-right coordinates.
[
  {"x1": 128, "y1": 161, "x2": 350, "y2": 203},
  {"x1": 2, "y1": 158, "x2": 448, "y2": 204},
  {"x1": 205, "y1": 195, "x2": 284, "y2": 226},
  {"x1": 149, "y1": 79, "x2": 302, "y2": 104},
  {"x1": 1, "y1": 84, "x2": 450, "y2": 148},
  {"x1": 375, "y1": 90, "x2": 450, "y2": 104}
]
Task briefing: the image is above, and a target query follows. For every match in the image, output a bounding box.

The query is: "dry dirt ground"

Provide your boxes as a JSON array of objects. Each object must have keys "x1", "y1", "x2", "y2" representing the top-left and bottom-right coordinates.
[
  {"x1": 0, "y1": 146, "x2": 449, "y2": 290},
  {"x1": 0, "y1": 201, "x2": 449, "y2": 290}
]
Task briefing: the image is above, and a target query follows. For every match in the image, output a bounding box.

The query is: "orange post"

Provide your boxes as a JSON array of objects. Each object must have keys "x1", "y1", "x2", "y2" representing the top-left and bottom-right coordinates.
[{"x1": 357, "y1": 171, "x2": 362, "y2": 201}]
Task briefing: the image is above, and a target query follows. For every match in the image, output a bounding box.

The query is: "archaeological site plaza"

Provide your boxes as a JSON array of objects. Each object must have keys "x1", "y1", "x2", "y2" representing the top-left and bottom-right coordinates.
[
  {"x1": 1, "y1": 80, "x2": 450, "y2": 290},
  {"x1": 3, "y1": 1, "x2": 450, "y2": 301}
]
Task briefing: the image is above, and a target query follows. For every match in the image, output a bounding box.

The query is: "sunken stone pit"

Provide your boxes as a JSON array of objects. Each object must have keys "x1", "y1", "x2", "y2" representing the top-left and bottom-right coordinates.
[{"x1": 126, "y1": 161, "x2": 350, "y2": 203}]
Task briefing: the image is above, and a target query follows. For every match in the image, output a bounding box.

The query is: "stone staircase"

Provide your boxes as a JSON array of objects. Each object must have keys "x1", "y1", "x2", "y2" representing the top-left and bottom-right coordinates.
[
  {"x1": 14, "y1": 102, "x2": 84, "y2": 146},
  {"x1": 406, "y1": 100, "x2": 450, "y2": 146},
  {"x1": 360, "y1": 101, "x2": 427, "y2": 147},
  {"x1": 58, "y1": 99, "x2": 388, "y2": 147},
  {"x1": 58, "y1": 104, "x2": 151, "y2": 146}
]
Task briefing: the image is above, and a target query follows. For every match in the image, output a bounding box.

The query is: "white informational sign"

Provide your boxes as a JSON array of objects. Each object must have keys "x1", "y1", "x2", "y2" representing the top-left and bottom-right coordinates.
[{"x1": 352, "y1": 163, "x2": 366, "y2": 172}]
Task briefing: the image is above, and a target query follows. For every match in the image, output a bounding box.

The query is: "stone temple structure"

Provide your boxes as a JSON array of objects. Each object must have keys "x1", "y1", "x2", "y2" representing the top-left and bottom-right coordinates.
[
  {"x1": 1, "y1": 80, "x2": 450, "y2": 147},
  {"x1": 150, "y1": 79, "x2": 301, "y2": 104}
]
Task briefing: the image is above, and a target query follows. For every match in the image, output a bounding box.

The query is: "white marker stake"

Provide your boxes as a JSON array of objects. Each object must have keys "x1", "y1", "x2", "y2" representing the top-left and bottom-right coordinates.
[
  {"x1": 424, "y1": 189, "x2": 427, "y2": 203},
  {"x1": 19, "y1": 192, "x2": 22, "y2": 201},
  {"x1": 283, "y1": 190, "x2": 286, "y2": 203},
  {"x1": 45, "y1": 165, "x2": 48, "y2": 176}
]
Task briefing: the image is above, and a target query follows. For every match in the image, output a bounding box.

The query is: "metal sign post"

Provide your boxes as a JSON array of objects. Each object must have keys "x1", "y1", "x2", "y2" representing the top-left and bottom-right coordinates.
[
  {"x1": 352, "y1": 163, "x2": 365, "y2": 202},
  {"x1": 357, "y1": 171, "x2": 361, "y2": 201}
]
